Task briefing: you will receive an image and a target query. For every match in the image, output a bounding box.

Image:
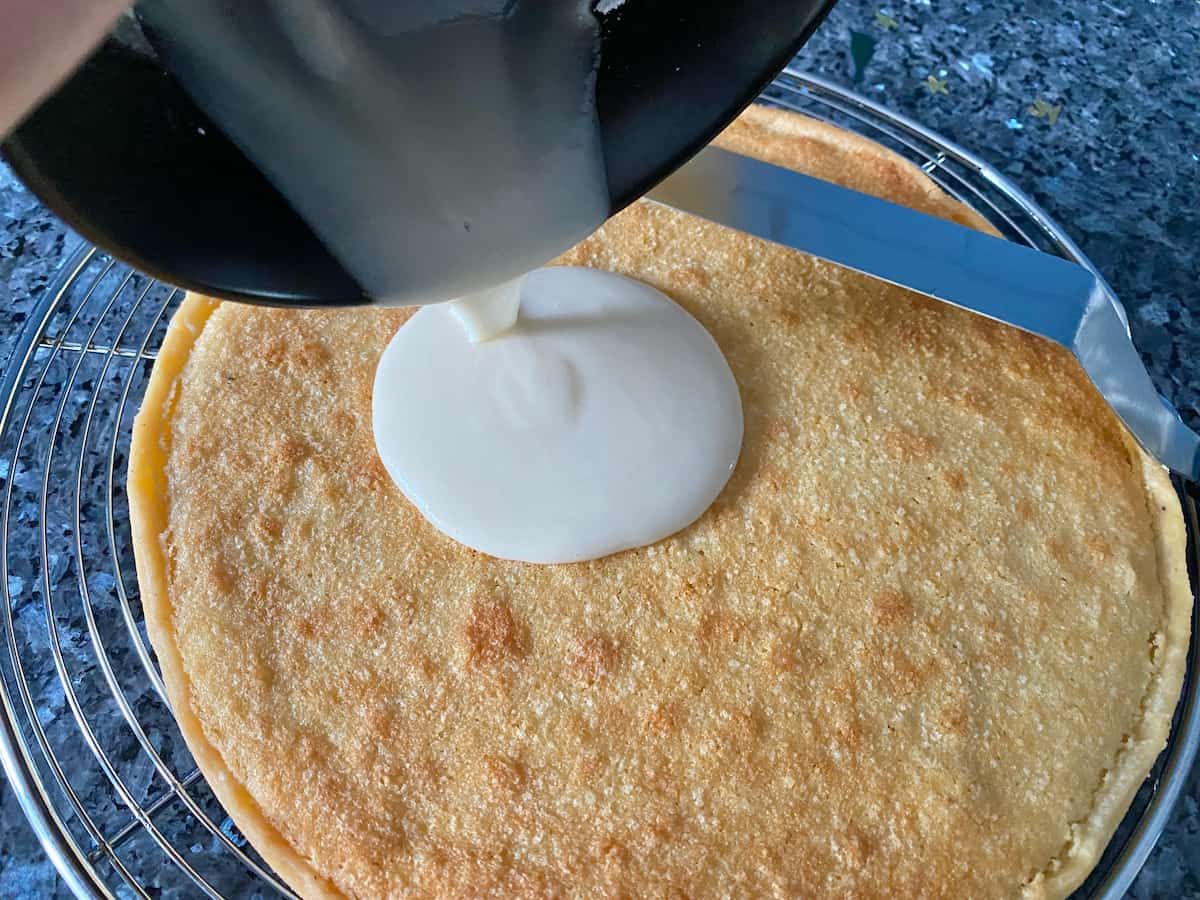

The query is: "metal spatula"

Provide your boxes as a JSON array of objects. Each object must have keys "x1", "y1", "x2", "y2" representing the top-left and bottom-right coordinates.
[{"x1": 649, "y1": 146, "x2": 1199, "y2": 479}]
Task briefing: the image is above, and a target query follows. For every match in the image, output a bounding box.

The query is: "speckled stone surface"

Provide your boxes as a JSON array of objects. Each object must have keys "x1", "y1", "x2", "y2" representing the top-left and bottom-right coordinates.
[{"x1": 1, "y1": 1, "x2": 1197, "y2": 897}]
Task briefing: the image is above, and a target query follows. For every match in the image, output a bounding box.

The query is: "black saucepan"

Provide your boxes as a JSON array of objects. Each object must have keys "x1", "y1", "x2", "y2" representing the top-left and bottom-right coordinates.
[{"x1": 2, "y1": 1, "x2": 837, "y2": 306}]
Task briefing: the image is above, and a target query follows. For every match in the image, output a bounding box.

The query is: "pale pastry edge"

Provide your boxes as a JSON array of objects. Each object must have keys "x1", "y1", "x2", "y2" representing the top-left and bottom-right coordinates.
[
  {"x1": 128, "y1": 292, "x2": 342, "y2": 900},
  {"x1": 1025, "y1": 443, "x2": 1191, "y2": 900}
]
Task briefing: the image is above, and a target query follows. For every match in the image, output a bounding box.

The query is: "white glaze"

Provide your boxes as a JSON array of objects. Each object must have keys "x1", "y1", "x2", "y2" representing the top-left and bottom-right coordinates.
[
  {"x1": 373, "y1": 267, "x2": 743, "y2": 563},
  {"x1": 449, "y1": 276, "x2": 524, "y2": 343}
]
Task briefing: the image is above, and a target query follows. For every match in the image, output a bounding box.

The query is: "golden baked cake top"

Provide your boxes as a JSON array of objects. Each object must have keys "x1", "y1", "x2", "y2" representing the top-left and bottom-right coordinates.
[{"x1": 129, "y1": 105, "x2": 1191, "y2": 899}]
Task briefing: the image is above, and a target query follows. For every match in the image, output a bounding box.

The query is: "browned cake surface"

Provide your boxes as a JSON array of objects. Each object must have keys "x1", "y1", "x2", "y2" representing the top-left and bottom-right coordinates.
[{"x1": 129, "y1": 105, "x2": 1191, "y2": 899}]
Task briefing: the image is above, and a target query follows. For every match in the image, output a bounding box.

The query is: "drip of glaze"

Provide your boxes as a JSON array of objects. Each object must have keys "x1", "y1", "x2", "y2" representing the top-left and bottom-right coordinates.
[
  {"x1": 137, "y1": 0, "x2": 608, "y2": 305},
  {"x1": 449, "y1": 277, "x2": 524, "y2": 343},
  {"x1": 373, "y1": 267, "x2": 744, "y2": 564}
]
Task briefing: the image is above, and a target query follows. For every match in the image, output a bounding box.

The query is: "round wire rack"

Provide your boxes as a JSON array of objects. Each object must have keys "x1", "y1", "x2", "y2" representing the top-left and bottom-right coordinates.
[{"x1": 1, "y1": 70, "x2": 1197, "y2": 899}]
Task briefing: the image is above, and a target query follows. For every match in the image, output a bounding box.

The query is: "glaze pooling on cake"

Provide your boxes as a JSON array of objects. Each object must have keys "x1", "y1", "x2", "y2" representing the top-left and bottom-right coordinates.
[{"x1": 372, "y1": 266, "x2": 743, "y2": 564}]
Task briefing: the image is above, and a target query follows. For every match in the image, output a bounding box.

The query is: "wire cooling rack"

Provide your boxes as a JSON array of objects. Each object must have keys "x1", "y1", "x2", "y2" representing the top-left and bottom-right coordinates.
[{"x1": 1, "y1": 70, "x2": 1197, "y2": 900}]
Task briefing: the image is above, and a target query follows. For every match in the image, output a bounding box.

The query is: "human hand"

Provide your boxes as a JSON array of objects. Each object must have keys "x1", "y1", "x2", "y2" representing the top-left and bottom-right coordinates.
[{"x1": 1, "y1": 0, "x2": 130, "y2": 137}]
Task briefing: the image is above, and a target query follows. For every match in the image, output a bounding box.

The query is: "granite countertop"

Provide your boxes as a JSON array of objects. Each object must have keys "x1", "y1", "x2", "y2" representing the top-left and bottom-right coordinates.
[{"x1": 2, "y1": 0, "x2": 1197, "y2": 896}]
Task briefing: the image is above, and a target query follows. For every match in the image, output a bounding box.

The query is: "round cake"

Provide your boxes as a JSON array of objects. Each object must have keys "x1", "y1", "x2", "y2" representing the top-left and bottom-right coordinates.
[{"x1": 128, "y1": 106, "x2": 1191, "y2": 899}]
